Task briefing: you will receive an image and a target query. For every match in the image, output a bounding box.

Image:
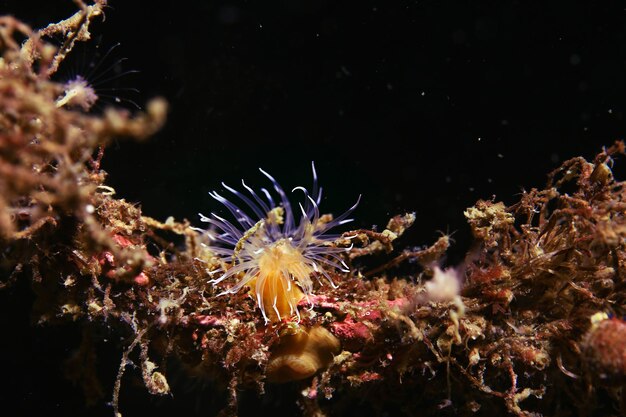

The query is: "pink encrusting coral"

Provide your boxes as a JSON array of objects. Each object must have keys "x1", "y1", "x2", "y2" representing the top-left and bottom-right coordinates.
[{"x1": 196, "y1": 163, "x2": 360, "y2": 323}]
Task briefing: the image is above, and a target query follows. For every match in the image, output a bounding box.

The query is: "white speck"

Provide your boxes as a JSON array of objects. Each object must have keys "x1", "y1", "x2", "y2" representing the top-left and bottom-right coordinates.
[
  {"x1": 477, "y1": 137, "x2": 482, "y2": 142},
  {"x1": 608, "y1": 109, "x2": 613, "y2": 114},
  {"x1": 497, "y1": 153, "x2": 504, "y2": 158},
  {"x1": 421, "y1": 91, "x2": 425, "y2": 96},
  {"x1": 86, "y1": 204, "x2": 95, "y2": 214},
  {"x1": 259, "y1": 24, "x2": 263, "y2": 29}
]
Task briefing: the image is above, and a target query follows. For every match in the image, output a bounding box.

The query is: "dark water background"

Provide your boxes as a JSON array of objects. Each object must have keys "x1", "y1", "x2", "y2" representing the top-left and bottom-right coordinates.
[{"x1": 2, "y1": 1, "x2": 626, "y2": 416}]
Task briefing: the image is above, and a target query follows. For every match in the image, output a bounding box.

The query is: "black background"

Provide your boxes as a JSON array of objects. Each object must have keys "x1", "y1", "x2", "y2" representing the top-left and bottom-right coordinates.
[{"x1": 2, "y1": 1, "x2": 626, "y2": 416}]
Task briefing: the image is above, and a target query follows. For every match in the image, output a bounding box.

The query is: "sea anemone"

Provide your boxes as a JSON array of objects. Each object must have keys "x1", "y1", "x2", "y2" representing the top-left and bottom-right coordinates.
[
  {"x1": 55, "y1": 75, "x2": 99, "y2": 111},
  {"x1": 197, "y1": 162, "x2": 360, "y2": 323},
  {"x1": 55, "y1": 43, "x2": 140, "y2": 112}
]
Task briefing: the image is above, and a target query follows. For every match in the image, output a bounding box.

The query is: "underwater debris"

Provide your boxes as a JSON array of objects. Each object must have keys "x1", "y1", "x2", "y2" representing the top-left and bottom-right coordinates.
[{"x1": 2, "y1": 4, "x2": 626, "y2": 417}]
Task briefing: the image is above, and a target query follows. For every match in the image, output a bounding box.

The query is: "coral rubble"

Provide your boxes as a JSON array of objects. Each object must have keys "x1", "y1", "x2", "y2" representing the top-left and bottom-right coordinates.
[{"x1": 1, "y1": 3, "x2": 626, "y2": 417}]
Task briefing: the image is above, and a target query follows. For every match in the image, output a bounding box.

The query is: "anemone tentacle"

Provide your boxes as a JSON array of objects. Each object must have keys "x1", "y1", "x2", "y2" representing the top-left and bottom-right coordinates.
[{"x1": 199, "y1": 162, "x2": 359, "y2": 323}]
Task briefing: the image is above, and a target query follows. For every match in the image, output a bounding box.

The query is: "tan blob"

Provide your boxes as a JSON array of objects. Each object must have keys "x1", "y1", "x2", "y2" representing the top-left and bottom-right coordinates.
[{"x1": 266, "y1": 325, "x2": 340, "y2": 383}]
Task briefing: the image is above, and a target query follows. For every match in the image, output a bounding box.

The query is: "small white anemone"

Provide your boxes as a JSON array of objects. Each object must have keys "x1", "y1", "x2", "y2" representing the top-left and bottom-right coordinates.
[
  {"x1": 55, "y1": 43, "x2": 141, "y2": 112},
  {"x1": 56, "y1": 75, "x2": 98, "y2": 111}
]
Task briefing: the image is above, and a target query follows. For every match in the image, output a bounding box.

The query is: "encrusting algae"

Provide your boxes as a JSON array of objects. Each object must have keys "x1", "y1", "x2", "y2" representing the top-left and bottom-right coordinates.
[{"x1": 2, "y1": 3, "x2": 626, "y2": 417}]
